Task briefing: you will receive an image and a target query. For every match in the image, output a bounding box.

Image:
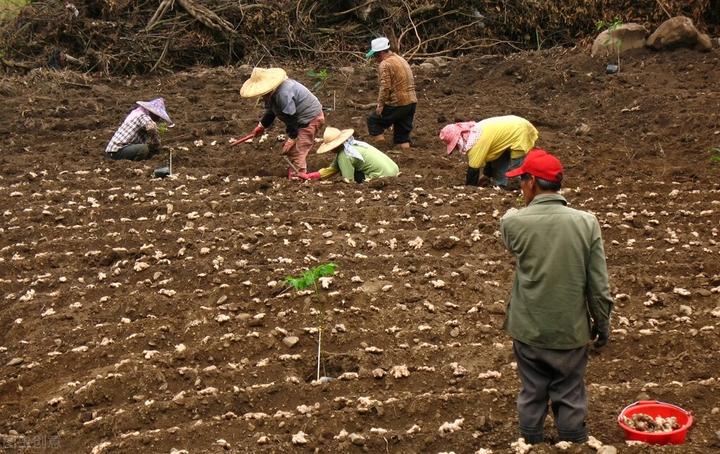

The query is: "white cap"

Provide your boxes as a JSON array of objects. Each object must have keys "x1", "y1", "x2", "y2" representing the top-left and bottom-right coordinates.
[{"x1": 366, "y1": 37, "x2": 390, "y2": 57}]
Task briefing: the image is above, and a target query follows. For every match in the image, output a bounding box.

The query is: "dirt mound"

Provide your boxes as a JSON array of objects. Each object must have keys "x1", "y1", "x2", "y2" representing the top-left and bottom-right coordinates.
[{"x1": 1, "y1": 0, "x2": 719, "y2": 74}]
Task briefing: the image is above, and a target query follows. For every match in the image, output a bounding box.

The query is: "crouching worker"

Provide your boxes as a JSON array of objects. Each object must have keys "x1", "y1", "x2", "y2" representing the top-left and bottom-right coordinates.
[
  {"x1": 105, "y1": 98, "x2": 173, "y2": 161},
  {"x1": 298, "y1": 127, "x2": 399, "y2": 183},
  {"x1": 439, "y1": 115, "x2": 538, "y2": 189},
  {"x1": 234, "y1": 67, "x2": 324, "y2": 178}
]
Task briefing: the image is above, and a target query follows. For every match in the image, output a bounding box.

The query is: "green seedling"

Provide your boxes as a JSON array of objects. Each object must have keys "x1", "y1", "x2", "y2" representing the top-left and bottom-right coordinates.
[
  {"x1": 284, "y1": 262, "x2": 336, "y2": 291},
  {"x1": 157, "y1": 123, "x2": 168, "y2": 135},
  {"x1": 307, "y1": 69, "x2": 329, "y2": 90},
  {"x1": 596, "y1": 18, "x2": 623, "y2": 72},
  {"x1": 710, "y1": 147, "x2": 720, "y2": 164},
  {"x1": 284, "y1": 262, "x2": 337, "y2": 381}
]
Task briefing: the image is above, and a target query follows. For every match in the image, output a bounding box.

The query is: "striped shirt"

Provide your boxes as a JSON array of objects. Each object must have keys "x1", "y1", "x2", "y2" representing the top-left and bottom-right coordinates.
[
  {"x1": 105, "y1": 108, "x2": 160, "y2": 153},
  {"x1": 377, "y1": 52, "x2": 417, "y2": 107}
]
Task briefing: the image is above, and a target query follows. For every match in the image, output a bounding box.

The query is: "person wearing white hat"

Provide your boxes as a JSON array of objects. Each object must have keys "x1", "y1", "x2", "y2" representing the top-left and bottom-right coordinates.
[
  {"x1": 297, "y1": 127, "x2": 399, "y2": 183},
  {"x1": 365, "y1": 37, "x2": 417, "y2": 149},
  {"x1": 233, "y1": 67, "x2": 325, "y2": 178},
  {"x1": 105, "y1": 97, "x2": 173, "y2": 161}
]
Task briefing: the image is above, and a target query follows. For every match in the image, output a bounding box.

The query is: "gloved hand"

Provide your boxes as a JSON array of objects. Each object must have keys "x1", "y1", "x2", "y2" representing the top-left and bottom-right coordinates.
[
  {"x1": 282, "y1": 138, "x2": 296, "y2": 155},
  {"x1": 318, "y1": 167, "x2": 338, "y2": 179},
  {"x1": 297, "y1": 171, "x2": 321, "y2": 180},
  {"x1": 253, "y1": 123, "x2": 265, "y2": 137},
  {"x1": 592, "y1": 323, "x2": 609, "y2": 348}
]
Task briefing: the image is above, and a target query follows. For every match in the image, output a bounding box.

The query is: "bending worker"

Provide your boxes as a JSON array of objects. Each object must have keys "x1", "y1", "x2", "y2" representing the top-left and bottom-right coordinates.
[
  {"x1": 439, "y1": 115, "x2": 538, "y2": 189},
  {"x1": 105, "y1": 98, "x2": 173, "y2": 161},
  {"x1": 298, "y1": 127, "x2": 399, "y2": 183},
  {"x1": 233, "y1": 67, "x2": 324, "y2": 178}
]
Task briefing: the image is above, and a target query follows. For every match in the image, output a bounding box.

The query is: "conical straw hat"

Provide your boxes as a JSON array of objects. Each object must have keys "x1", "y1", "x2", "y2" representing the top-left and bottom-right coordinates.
[
  {"x1": 136, "y1": 98, "x2": 173, "y2": 125},
  {"x1": 317, "y1": 127, "x2": 354, "y2": 154},
  {"x1": 240, "y1": 67, "x2": 288, "y2": 97}
]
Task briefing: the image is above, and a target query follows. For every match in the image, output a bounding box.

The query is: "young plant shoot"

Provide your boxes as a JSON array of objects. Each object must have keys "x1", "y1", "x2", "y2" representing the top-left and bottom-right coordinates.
[
  {"x1": 284, "y1": 262, "x2": 337, "y2": 381},
  {"x1": 596, "y1": 18, "x2": 623, "y2": 73}
]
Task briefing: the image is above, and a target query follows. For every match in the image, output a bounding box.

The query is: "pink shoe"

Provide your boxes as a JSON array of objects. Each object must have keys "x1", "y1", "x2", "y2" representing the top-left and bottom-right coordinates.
[{"x1": 297, "y1": 171, "x2": 321, "y2": 180}]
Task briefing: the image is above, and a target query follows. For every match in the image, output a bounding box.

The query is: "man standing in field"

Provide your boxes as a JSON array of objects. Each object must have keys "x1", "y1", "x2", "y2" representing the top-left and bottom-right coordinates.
[
  {"x1": 365, "y1": 37, "x2": 417, "y2": 149},
  {"x1": 499, "y1": 149, "x2": 614, "y2": 444}
]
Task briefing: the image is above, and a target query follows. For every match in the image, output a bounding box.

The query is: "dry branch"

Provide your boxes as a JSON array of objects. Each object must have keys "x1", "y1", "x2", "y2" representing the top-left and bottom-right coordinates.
[
  {"x1": 146, "y1": 0, "x2": 175, "y2": 32},
  {"x1": 346, "y1": 99, "x2": 375, "y2": 110},
  {"x1": 1, "y1": 0, "x2": 717, "y2": 75},
  {"x1": 176, "y1": 0, "x2": 236, "y2": 35}
]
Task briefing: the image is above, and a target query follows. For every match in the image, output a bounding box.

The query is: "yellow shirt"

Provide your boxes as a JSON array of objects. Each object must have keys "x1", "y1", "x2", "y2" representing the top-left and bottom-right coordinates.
[{"x1": 467, "y1": 115, "x2": 538, "y2": 169}]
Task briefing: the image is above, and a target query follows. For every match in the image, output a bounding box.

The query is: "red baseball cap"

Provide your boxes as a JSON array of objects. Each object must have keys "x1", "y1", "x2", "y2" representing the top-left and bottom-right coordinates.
[{"x1": 506, "y1": 148, "x2": 563, "y2": 182}]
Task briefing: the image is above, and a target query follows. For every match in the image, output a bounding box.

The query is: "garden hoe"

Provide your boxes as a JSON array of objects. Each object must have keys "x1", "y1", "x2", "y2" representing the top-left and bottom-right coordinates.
[{"x1": 230, "y1": 133, "x2": 255, "y2": 145}]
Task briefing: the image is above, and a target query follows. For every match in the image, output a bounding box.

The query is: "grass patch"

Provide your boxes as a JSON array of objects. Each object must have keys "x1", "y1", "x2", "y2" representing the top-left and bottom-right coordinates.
[{"x1": 0, "y1": 0, "x2": 29, "y2": 22}]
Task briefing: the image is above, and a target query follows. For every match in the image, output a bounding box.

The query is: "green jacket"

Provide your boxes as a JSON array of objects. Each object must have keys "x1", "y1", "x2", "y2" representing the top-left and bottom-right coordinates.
[
  {"x1": 330, "y1": 144, "x2": 399, "y2": 182},
  {"x1": 500, "y1": 194, "x2": 613, "y2": 349}
]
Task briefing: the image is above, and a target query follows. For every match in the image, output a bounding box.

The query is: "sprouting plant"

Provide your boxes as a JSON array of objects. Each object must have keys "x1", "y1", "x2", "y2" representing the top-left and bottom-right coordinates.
[
  {"x1": 157, "y1": 123, "x2": 168, "y2": 135},
  {"x1": 710, "y1": 147, "x2": 720, "y2": 164},
  {"x1": 284, "y1": 262, "x2": 337, "y2": 381},
  {"x1": 284, "y1": 262, "x2": 336, "y2": 291},
  {"x1": 596, "y1": 18, "x2": 623, "y2": 71},
  {"x1": 307, "y1": 69, "x2": 329, "y2": 90}
]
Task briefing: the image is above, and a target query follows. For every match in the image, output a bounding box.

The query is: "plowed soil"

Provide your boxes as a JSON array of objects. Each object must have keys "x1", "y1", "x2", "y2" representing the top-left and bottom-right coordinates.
[{"x1": 1, "y1": 47, "x2": 720, "y2": 453}]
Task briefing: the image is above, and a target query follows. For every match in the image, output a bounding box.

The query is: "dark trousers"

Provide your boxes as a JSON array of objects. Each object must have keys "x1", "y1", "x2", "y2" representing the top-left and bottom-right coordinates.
[
  {"x1": 483, "y1": 149, "x2": 525, "y2": 187},
  {"x1": 106, "y1": 144, "x2": 158, "y2": 161},
  {"x1": 367, "y1": 103, "x2": 416, "y2": 144},
  {"x1": 512, "y1": 340, "x2": 588, "y2": 444}
]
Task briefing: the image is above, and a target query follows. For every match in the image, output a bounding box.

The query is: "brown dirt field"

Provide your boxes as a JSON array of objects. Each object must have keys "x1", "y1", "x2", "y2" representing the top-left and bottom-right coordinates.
[{"x1": 1, "y1": 47, "x2": 720, "y2": 453}]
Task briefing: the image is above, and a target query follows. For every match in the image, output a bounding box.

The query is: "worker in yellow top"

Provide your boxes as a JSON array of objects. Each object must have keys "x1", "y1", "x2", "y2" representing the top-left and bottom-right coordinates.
[{"x1": 439, "y1": 115, "x2": 538, "y2": 189}]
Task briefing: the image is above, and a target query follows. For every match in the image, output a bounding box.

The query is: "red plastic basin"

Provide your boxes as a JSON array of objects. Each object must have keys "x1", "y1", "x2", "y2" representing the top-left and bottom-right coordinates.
[{"x1": 618, "y1": 400, "x2": 693, "y2": 445}]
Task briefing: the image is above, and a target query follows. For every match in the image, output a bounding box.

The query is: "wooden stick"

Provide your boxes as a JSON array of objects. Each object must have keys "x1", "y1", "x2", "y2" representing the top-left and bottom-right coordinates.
[
  {"x1": 656, "y1": 0, "x2": 673, "y2": 19},
  {"x1": 146, "y1": 0, "x2": 175, "y2": 32},
  {"x1": 281, "y1": 155, "x2": 300, "y2": 173},
  {"x1": 346, "y1": 99, "x2": 375, "y2": 110}
]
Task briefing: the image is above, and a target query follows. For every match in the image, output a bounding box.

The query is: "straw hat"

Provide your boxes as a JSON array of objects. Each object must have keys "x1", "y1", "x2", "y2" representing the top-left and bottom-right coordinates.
[
  {"x1": 240, "y1": 67, "x2": 288, "y2": 97},
  {"x1": 316, "y1": 127, "x2": 354, "y2": 154},
  {"x1": 136, "y1": 98, "x2": 173, "y2": 125}
]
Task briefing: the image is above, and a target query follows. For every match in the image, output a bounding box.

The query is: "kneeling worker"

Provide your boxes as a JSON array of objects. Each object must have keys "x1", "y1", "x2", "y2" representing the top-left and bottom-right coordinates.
[
  {"x1": 299, "y1": 127, "x2": 399, "y2": 183},
  {"x1": 439, "y1": 115, "x2": 538, "y2": 189},
  {"x1": 105, "y1": 98, "x2": 173, "y2": 161}
]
